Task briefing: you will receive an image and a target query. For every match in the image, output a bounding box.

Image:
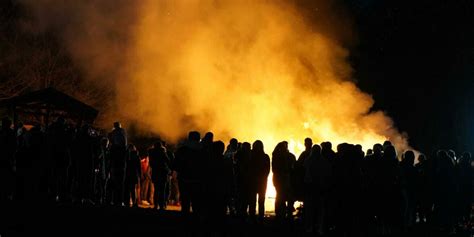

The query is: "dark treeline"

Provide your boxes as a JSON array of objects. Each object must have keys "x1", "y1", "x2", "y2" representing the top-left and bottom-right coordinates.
[{"x1": 0, "y1": 117, "x2": 472, "y2": 236}]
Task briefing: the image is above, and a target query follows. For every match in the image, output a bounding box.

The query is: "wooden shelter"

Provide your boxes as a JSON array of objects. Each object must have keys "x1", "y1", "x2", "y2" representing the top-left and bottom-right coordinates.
[{"x1": 0, "y1": 87, "x2": 98, "y2": 126}]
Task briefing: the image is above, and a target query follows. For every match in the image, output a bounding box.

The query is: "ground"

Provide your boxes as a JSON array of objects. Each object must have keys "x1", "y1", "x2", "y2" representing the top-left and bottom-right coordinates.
[{"x1": 0, "y1": 202, "x2": 472, "y2": 237}]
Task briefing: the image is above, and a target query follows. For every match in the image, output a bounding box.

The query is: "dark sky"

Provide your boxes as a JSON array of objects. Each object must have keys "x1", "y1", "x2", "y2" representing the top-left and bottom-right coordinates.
[{"x1": 342, "y1": 0, "x2": 474, "y2": 153}]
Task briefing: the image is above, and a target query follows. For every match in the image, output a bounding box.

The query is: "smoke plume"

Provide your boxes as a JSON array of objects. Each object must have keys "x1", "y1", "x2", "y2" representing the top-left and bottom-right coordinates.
[{"x1": 19, "y1": 0, "x2": 410, "y2": 153}]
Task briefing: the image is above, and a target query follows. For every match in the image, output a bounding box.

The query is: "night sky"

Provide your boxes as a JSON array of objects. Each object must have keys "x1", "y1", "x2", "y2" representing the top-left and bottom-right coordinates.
[{"x1": 344, "y1": 0, "x2": 474, "y2": 153}]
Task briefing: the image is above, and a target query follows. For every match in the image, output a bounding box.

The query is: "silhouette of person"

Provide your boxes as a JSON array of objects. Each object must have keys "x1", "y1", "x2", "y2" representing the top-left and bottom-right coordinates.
[
  {"x1": 0, "y1": 117, "x2": 16, "y2": 203},
  {"x1": 173, "y1": 131, "x2": 204, "y2": 216},
  {"x1": 72, "y1": 124, "x2": 95, "y2": 204},
  {"x1": 303, "y1": 144, "x2": 320, "y2": 232},
  {"x1": 235, "y1": 142, "x2": 252, "y2": 217},
  {"x1": 207, "y1": 140, "x2": 229, "y2": 227},
  {"x1": 448, "y1": 150, "x2": 457, "y2": 162},
  {"x1": 293, "y1": 138, "x2": 312, "y2": 203},
  {"x1": 332, "y1": 143, "x2": 364, "y2": 236},
  {"x1": 107, "y1": 121, "x2": 127, "y2": 206},
  {"x1": 201, "y1": 132, "x2": 214, "y2": 156},
  {"x1": 47, "y1": 116, "x2": 72, "y2": 202},
  {"x1": 365, "y1": 143, "x2": 384, "y2": 225},
  {"x1": 15, "y1": 121, "x2": 32, "y2": 201},
  {"x1": 125, "y1": 144, "x2": 141, "y2": 207},
  {"x1": 456, "y1": 152, "x2": 473, "y2": 226},
  {"x1": 95, "y1": 137, "x2": 109, "y2": 205},
  {"x1": 380, "y1": 145, "x2": 400, "y2": 233},
  {"x1": 320, "y1": 141, "x2": 336, "y2": 229},
  {"x1": 223, "y1": 138, "x2": 239, "y2": 215},
  {"x1": 24, "y1": 124, "x2": 44, "y2": 202},
  {"x1": 321, "y1": 142, "x2": 336, "y2": 161},
  {"x1": 140, "y1": 156, "x2": 153, "y2": 205},
  {"x1": 249, "y1": 140, "x2": 270, "y2": 221},
  {"x1": 304, "y1": 143, "x2": 333, "y2": 234},
  {"x1": 148, "y1": 141, "x2": 170, "y2": 210},
  {"x1": 163, "y1": 142, "x2": 178, "y2": 206},
  {"x1": 382, "y1": 140, "x2": 392, "y2": 150},
  {"x1": 433, "y1": 150, "x2": 457, "y2": 231},
  {"x1": 400, "y1": 150, "x2": 417, "y2": 229},
  {"x1": 272, "y1": 141, "x2": 296, "y2": 220},
  {"x1": 414, "y1": 153, "x2": 431, "y2": 224}
]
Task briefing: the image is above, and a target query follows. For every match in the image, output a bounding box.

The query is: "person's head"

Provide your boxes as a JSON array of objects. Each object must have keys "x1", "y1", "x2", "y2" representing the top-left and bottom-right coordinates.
[
  {"x1": 310, "y1": 144, "x2": 322, "y2": 158},
  {"x1": 355, "y1": 144, "x2": 363, "y2": 153},
  {"x1": 448, "y1": 150, "x2": 456, "y2": 160},
  {"x1": 1, "y1": 117, "x2": 12, "y2": 130},
  {"x1": 273, "y1": 141, "x2": 287, "y2": 155},
  {"x1": 241, "y1": 142, "x2": 251, "y2": 152},
  {"x1": 373, "y1": 143, "x2": 383, "y2": 155},
  {"x1": 252, "y1": 140, "x2": 264, "y2": 153},
  {"x1": 213, "y1": 141, "x2": 225, "y2": 155},
  {"x1": 203, "y1": 132, "x2": 214, "y2": 143},
  {"x1": 321, "y1": 141, "x2": 332, "y2": 151},
  {"x1": 229, "y1": 138, "x2": 238, "y2": 149},
  {"x1": 304, "y1": 138, "x2": 313, "y2": 151},
  {"x1": 383, "y1": 140, "x2": 392, "y2": 148},
  {"x1": 113, "y1": 121, "x2": 121, "y2": 129},
  {"x1": 336, "y1": 143, "x2": 343, "y2": 153},
  {"x1": 281, "y1": 141, "x2": 288, "y2": 151},
  {"x1": 366, "y1": 149, "x2": 373, "y2": 156},
  {"x1": 384, "y1": 145, "x2": 397, "y2": 160},
  {"x1": 188, "y1": 131, "x2": 200, "y2": 142},
  {"x1": 436, "y1": 150, "x2": 453, "y2": 167},
  {"x1": 403, "y1": 150, "x2": 415, "y2": 166}
]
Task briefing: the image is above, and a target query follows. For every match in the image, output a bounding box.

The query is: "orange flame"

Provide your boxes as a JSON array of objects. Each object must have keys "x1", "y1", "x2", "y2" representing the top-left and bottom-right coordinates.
[
  {"x1": 114, "y1": 0, "x2": 409, "y2": 212},
  {"x1": 20, "y1": 0, "x2": 410, "y2": 213}
]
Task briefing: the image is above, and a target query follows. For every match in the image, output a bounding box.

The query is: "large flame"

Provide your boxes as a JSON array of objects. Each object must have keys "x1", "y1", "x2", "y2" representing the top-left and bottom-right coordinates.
[
  {"x1": 21, "y1": 0, "x2": 409, "y2": 213},
  {"x1": 116, "y1": 0, "x2": 408, "y2": 212}
]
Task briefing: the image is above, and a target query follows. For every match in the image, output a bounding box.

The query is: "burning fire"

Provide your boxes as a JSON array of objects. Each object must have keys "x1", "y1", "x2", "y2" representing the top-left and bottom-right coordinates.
[
  {"x1": 22, "y1": 0, "x2": 410, "y2": 213},
  {"x1": 117, "y1": 0, "x2": 406, "y2": 151},
  {"x1": 116, "y1": 0, "x2": 408, "y2": 212}
]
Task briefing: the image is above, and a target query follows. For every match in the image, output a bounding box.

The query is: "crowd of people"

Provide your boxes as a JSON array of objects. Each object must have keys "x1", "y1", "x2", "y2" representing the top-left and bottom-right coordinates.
[{"x1": 0, "y1": 117, "x2": 472, "y2": 235}]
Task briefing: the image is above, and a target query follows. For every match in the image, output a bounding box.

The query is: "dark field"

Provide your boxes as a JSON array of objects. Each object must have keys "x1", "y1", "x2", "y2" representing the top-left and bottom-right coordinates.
[{"x1": 1, "y1": 202, "x2": 471, "y2": 237}]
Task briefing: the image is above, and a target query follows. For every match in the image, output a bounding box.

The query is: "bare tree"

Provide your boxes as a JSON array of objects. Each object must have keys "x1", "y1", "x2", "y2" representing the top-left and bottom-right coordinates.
[{"x1": 0, "y1": 1, "x2": 112, "y2": 125}]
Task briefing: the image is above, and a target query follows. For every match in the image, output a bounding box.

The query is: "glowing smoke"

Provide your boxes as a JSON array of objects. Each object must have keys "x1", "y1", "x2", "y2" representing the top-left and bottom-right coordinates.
[
  {"x1": 19, "y1": 0, "x2": 409, "y2": 150},
  {"x1": 119, "y1": 0, "x2": 409, "y2": 151}
]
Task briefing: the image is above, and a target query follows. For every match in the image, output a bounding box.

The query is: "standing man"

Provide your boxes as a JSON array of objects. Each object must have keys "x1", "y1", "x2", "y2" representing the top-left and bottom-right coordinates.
[
  {"x1": 108, "y1": 121, "x2": 127, "y2": 206},
  {"x1": 173, "y1": 131, "x2": 204, "y2": 216},
  {"x1": 0, "y1": 117, "x2": 16, "y2": 203}
]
